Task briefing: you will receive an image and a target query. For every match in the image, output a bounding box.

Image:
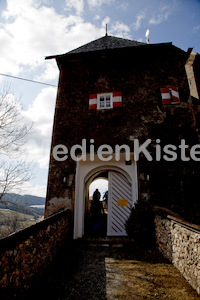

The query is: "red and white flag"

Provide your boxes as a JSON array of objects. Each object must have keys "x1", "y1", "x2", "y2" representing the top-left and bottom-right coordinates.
[
  {"x1": 113, "y1": 91, "x2": 122, "y2": 107},
  {"x1": 89, "y1": 94, "x2": 97, "y2": 110},
  {"x1": 161, "y1": 86, "x2": 180, "y2": 104},
  {"x1": 89, "y1": 91, "x2": 122, "y2": 109},
  {"x1": 161, "y1": 88, "x2": 171, "y2": 104},
  {"x1": 170, "y1": 85, "x2": 180, "y2": 103}
]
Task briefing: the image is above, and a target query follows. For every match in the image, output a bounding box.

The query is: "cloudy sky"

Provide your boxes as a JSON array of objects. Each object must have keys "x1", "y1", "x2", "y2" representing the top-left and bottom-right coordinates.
[{"x1": 0, "y1": 0, "x2": 200, "y2": 197}]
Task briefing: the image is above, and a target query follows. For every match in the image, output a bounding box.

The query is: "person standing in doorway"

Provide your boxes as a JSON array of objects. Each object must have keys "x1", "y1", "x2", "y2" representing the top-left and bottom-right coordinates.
[
  {"x1": 93, "y1": 188, "x2": 101, "y2": 202},
  {"x1": 103, "y1": 191, "x2": 108, "y2": 207},
  {"x1": 91, "y1": 189, "x2": 103, "y2": 235}
]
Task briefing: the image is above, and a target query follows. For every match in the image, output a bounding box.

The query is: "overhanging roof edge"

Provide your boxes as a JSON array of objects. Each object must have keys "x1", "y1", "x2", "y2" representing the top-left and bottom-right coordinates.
[{"x1": 45, "y1": 42, "x2": 174, "y2": 61}]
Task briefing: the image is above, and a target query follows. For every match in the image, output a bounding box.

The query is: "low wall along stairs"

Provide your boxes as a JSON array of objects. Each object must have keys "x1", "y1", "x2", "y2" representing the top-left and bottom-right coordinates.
[
  {"x1": 155, "y1": 213, "x2": 200, "y2": 295},
  {"x1": 0, "y1": 209, "x2": 72, "y2": 298},
  {"x1": 0, "y1": 207, "x2": 200, "y2": 298}
]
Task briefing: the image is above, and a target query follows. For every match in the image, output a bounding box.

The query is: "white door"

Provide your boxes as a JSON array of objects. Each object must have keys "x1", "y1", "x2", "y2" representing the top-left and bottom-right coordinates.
[{"x1": 107, "y1": 171, "x2": 132, "y2": 236}]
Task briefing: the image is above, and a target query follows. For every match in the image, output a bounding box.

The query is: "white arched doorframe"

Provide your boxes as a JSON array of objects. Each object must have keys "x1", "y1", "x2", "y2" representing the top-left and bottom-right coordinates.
[
  {"x1": 73, "y1": 154, "x2": 137, "y2": 239},
  {"x1": 85, "y1": 165, "x2": 132, "y2": 186}
]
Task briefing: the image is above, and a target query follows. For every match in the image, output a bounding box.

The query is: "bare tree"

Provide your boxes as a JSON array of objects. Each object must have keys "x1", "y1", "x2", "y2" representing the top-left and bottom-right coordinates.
[
  {"x1": 0, "y1": 161, "x2": 32, "y2": 201},
  {"x1": 0, "y1": 211, "x2": 22, "y2": 238},
  {"x1": 0, "y1": 88, "x2": 30, "y2": 156},
  {"x1": 0, "y1": 87, "x2": 33, "y2": 201}
]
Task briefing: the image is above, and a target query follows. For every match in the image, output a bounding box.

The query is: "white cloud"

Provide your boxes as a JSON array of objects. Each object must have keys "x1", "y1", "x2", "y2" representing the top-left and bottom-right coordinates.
[
  {"x1": 0, "y1": 0, "x2": 104, "y2": 80},
  {"x1": 1, "y1": 1, "x2": 68, "y2": 74},
  {"x1": 0, "y1": 0, "x2": 135, "y2": 83},
  {"x1": 149, "y1": 5, "x2": 170, "y2": 25},
  {"x1": 22, "y1": 87, "x2": 56, "y2": 168},
  {"x1": 23, "y1": 87, "x2": 56, "y2": 126},
  {"x1": 100, "y1": 16, "x2": 131, "y2": 38},
  {"x1": 19, "y1": 181, "x2": 47, "y2": 197},
  {"x1": 65, "y1": 0, "x2": 84, "y2": 16},
  {"x1": 94, "y1": 14, "x2": 101, "y2": 21},
  {"x1": 2, "y1": 0, "x2": 39, "y2": 18},
  {"x1": 36, "y1": 61, "x2": 59, "y2": 82},
  {"x1": 193, "y1": 25, "x2": 200, "y2": 32},
  {"x1": 87, "y1": 0, "x2": 114, "y2": 9},
  {"x1": 117, "y1": 2, "x2": 129, "y2": 11},
  {"x1": 133, "y1": 11, "x2": 146, "y2": 31},
  {"x1": 24, "y1": 138, "x2": 50, "y2": 169},
  {"x1": 102, "y1": 16, "x2": 110, "y2": 28},
  {"x1": 110, "y1": 21, "x2": 131, "y2": 39}
]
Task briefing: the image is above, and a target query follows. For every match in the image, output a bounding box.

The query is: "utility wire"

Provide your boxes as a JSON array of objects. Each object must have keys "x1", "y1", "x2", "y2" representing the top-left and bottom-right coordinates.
[{"x1": 0, "y1": 73, "x2": 58, "y2": 87}]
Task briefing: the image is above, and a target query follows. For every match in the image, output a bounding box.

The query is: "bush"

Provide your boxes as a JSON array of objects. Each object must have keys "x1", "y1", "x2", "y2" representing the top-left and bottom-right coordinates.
[{"x1": 125, "y1": 199, "x2": 155, "y2": 247}]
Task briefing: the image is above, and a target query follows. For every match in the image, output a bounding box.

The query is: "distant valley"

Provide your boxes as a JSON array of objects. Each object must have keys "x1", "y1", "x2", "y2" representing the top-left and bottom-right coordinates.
[
  {"x1": 0, "y1": 193, "x2": 45, "y2": 217},
  {"x1": 0, "y1": 193, "x2": 45, "y2": 238}
]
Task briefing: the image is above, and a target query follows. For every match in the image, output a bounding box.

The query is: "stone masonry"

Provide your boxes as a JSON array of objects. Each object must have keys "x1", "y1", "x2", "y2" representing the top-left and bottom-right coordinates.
[
  {"x1": 0, "y1": 209, "x2": 71, "y2": 299},
  {"x1": 155, "y1": 214, "x2": 200, "y2": 294},
  {"x1": 45, "y1": 35, "x2": 200, "y2": 225}
]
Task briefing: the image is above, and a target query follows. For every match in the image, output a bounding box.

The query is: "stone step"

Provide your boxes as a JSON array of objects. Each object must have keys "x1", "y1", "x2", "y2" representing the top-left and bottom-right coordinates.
[{"x1": 82, "y1": 236, "x2": 135, "y2": 248}]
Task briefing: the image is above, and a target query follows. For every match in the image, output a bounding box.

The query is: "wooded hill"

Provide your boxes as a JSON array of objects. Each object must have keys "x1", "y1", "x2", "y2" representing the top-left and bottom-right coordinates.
[{"x1": 0, "y1": 193, "x2": 45, "y2": 218}]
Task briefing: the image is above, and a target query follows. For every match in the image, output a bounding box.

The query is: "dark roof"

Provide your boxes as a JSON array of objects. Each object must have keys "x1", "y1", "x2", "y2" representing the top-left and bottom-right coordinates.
[
  {"x1": 68, "y1": 35, "x2": 146, "y2": 54},
  {"x1": 45, "y1": 35, "x2": 146, "y2": 60}
]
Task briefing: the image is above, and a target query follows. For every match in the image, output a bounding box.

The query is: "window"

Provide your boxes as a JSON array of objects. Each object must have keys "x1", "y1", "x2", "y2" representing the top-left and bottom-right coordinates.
[
  {"x1": 97, "y1": 93, "x2": 113, "y2": 109},
  {"x1": 89, "y1": 91, "x2": 122, "y2": 110}
]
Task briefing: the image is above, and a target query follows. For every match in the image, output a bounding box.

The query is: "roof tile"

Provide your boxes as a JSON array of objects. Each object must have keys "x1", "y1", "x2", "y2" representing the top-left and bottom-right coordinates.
[{"x1": 68, "y1": 35, "x2": 146, "y2": 54}]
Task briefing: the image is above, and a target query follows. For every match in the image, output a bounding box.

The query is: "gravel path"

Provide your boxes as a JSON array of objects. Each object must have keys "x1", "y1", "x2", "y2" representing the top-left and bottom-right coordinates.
[{"x1": 27, "y1": 239, "x2": 200, "y2": 300}]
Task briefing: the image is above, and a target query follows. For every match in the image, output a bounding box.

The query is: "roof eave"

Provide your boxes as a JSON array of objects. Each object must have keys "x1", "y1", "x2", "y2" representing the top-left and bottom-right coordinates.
[{"x1": 45, "y1": 42, "x2": 174, "y2": 61}]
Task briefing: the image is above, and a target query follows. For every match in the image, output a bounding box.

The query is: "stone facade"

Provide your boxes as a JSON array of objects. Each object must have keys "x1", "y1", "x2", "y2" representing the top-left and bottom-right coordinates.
[
  {"x1": 0, "y1": 209, "x2": 71, "y2": 298},
  {"x1": 45, "y1": 36, "x2": 200, "y2": 225},
  {"x1": 155, "y1": 214, "x2": 200, "y2": 294}
]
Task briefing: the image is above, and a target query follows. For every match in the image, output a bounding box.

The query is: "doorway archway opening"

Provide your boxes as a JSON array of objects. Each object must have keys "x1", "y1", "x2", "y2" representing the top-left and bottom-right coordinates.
[
  {"x1": 85, "y1": 172, "x2": 108, "y2": 237},
  {"x1": 74, "y1": 156, "x2": 137, "y2": 239},
  {"x1": 84, "y1": 167, "x2": 133, "y2": 237}
]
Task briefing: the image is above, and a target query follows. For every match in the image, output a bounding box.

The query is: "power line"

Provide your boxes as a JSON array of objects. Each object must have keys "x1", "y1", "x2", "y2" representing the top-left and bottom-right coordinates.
[{"x1": 0, "y1": 73, "x2": 58, "y2": 87}]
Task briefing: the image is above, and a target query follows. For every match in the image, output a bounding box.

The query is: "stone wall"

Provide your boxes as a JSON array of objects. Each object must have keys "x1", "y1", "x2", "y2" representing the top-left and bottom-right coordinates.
[
  {"x1": 155, "y1": 214, "x2": 200, "y2": 294},
  {"x1": 0, "y1": 209, "x2": 72, "y2": 299},
  {"x1": 46, "y1": 42, "x2": 200, "y2": 218}
]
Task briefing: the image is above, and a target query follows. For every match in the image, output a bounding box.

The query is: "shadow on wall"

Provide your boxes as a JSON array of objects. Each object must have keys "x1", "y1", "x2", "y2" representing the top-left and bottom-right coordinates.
[
  {"x1": 155, "y1": 212, "x2": 200, "y2": 295},
  {"x1": 0, "y1": 209, "x2": 72, "y2": 299}
]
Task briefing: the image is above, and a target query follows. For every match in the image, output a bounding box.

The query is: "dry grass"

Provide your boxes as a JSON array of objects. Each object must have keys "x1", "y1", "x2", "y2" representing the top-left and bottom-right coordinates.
[
  {"x1": 106, "y1": 256, "x2": 199, "y2": 299},
  {"x1": 26, "y1": 241, "x2": 200, "y2": 299},
  {"x1": 0, "y1": 209, "x2": 43, "y2": 238}
]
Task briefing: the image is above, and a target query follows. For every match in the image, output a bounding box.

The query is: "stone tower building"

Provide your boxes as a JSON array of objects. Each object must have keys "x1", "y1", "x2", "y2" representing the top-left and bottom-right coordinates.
[{"x1": 45, "y1": 35, "x2": 200, "y2": 238}]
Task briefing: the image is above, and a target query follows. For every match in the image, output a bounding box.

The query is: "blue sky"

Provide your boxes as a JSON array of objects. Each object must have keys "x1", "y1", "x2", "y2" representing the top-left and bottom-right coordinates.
[{"x1": 0, "y1": 0, "x2": 200, "y2": 197}]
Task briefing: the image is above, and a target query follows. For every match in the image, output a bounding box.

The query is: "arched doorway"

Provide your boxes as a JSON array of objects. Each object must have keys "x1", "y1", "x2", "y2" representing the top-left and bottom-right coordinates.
[
  {"x1": 73, "y1": 154, "x2": 137, "y2": 239},
  {"x1": 84, "y1": 168, "x2": 133, "y2": 237}
]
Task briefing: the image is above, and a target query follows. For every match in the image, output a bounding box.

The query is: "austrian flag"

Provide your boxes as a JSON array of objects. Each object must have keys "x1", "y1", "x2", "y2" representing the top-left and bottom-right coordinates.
[
  {"x1": 89, "y1": 91, "x2": 122, "y2": 110},
  {"x1": 161, "y1": 86, "x2": 180, "y2": 104},
  {"x1": 89, "y1": 94, "x2": 97, "y2": 110},
  {"x1": 112, "y1": 91, "x2": 123, "y2": 107}
]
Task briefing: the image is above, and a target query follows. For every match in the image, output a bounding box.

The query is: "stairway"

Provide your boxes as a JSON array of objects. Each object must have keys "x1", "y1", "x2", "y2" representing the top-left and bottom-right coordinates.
[{"x1": 26, "y1": 238, "x2": 199, "y2": 300}]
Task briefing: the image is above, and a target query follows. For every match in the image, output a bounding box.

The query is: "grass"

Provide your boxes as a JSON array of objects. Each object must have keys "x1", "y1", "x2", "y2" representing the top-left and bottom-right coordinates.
[{"x1": 0, "y1": 208, "x2": 43, "y2": 238}]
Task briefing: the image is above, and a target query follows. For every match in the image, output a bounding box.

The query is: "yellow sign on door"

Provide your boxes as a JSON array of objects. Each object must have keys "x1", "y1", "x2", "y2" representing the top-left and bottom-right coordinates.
[{"x1": 117, "y1": 199, "x2": 128, "y2": 207}]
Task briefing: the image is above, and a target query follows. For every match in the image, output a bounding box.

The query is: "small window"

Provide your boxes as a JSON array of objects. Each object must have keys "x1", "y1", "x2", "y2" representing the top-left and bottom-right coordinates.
[
  {"x1": 97, "y1": 93, "x2": 113, "y2": 109},
  {"x1": 89, "y1": 91, "x2": 122, "y2": 110}
]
